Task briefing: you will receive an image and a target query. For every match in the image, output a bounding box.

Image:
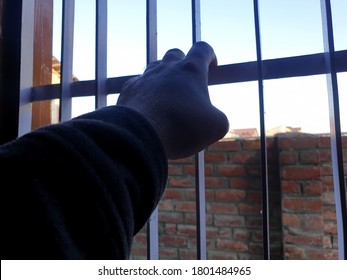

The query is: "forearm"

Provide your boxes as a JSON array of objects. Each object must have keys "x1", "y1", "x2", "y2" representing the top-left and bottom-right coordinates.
[{"x1": 0, "y1": 105, "x2": 168, "y2": 259}]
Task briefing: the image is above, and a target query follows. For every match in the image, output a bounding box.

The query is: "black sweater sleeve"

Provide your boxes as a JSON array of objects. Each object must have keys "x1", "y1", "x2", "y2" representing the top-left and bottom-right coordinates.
[{"x1": 0, "y1": 105, "x2": 168, "y2": 260}]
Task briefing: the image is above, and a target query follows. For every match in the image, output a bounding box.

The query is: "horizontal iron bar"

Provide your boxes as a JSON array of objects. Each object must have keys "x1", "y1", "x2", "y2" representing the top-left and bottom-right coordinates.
[{"x1": 31, "y1": 50, "x2": 347, "y2": 102}]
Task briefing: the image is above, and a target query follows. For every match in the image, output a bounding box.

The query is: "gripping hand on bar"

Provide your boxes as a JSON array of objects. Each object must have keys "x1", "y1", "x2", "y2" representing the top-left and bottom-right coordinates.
[{"x1": 117, "y1": 41, "x2": 229, "y2": 159}]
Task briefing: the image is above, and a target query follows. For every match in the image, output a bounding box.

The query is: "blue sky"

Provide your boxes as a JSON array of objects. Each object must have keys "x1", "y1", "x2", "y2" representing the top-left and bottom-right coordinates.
[{"x1": 52, "y1": 0, "x2": 347, "y2": 134}]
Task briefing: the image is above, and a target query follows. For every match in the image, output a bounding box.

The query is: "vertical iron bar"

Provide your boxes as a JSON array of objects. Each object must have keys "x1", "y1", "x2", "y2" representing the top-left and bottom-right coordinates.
[
  {"x1": 95, "y1": 0, "x2": 107, "y2": 109},
  {"x1": 146, "y1": 0, "x2": 158, "y2": 260},
  {"x1": 60, "y1": 0, "x2": 75, "y2": 122},
  {"x1": 320, "y1": 0, "x2": 346, "y2": 260},
  {"x1": 192, "y1": 0, "x2": 207, "y2": 260},
  {"x1": 253, "y1": 0, "x2": 270, "y2": 260},
  {"x1": 18, "y1": 0, "x2": 35, "y2": 137}
]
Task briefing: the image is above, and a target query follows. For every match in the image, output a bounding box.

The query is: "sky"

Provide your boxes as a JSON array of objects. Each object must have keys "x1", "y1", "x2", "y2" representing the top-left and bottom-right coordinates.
[{"x1": 52, "y1": 0, "x2": 347, "y2": 134}]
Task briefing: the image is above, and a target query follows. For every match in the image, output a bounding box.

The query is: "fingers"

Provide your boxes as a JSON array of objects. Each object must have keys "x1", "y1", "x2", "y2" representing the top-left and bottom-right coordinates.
[
  {"x1": 144, "y1": 60, "x2": 161, "y2": 73},
  {"x1": 185, "y1": 41, "x2": 217, "y2": 69},
  {"x1": 144, "y1": 42, "x2": 217, "y2": 76},
  {"x1": 162, "y1": 48, "x2": 185, "y2": 63}
]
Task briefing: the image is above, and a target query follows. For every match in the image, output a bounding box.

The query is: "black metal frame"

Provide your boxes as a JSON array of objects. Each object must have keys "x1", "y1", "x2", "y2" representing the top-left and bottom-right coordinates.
[{"x1": 1, "y1": 0, "x2": 346, "y2": 260}]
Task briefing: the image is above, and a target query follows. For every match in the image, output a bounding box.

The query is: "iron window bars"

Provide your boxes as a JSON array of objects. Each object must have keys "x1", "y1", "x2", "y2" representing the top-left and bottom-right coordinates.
[{"x1": 1, "y1": 0, "x2": 346, "y2": 259}]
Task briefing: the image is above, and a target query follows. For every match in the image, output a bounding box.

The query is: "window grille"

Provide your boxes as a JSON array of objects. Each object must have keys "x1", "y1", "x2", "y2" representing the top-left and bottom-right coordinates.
[{"x1": 1, "y1": 0, "x2": 346, "y2": 259}]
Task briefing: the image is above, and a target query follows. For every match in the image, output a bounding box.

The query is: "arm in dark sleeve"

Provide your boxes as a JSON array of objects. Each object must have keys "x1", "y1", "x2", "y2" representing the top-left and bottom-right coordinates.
[{"x1": 0, "y1": 105, "x2": 168, "y2": 259}]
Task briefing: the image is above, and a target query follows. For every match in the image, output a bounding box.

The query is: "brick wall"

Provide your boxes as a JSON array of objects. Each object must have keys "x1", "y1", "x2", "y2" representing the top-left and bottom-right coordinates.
[{"x1": 130, "y1": 134, "x2": 347, "y2": 260}]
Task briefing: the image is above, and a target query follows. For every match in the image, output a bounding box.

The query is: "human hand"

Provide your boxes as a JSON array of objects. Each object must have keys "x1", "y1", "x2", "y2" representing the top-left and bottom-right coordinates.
[{"x1": 117, "y1": 41, "x2": 229, "y2": 159}]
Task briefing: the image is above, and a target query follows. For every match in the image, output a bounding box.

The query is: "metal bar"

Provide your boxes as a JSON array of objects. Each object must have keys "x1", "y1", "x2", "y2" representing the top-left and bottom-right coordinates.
[
  {"x1": 30, "y1": 51, "x2": 347, "y2": 102},
  {"x1": 95, "y1": 0, "x2": 107, "y2": 109},
  {"x1": 146, "y1": 0, "x2": 158, "y2": 260},
  {"x1": 253, "y1": 0, "x2": 270, "y2": 260},
  {"x1": 17, "y1": 0, "x2": 35, "y2": 137},
  {"x1": 320, "y1": 0, "x2": 347, "y2": 260},
  {"x1": 195, "y1": 151, "x2": 207, "y2": 260},
  {"x1": 0, "y1": 0, "x2": 34, "y2": 143},
  {"x1": 191, "y1": 0, "x2": 201, "y2": 43},
  {"x1": 59, "y1": 0, "x2": 75, "y2": 122},
  {"x1": 192, "y1": 0, "x2": 207, "y2": 260},
  {"x1": 146, "y1": 0, "x2": 157, "y2": 65}
]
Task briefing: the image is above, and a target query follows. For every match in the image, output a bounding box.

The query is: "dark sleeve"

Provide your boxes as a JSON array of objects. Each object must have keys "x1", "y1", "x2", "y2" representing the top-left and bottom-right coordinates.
[{"x1": 0, "y1": 105, "x2": 168, "y2": 260}]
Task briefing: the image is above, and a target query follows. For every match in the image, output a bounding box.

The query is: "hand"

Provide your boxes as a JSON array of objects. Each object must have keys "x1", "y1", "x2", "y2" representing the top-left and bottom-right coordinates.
[{"x1": 117, "y1": 41, "x2": 229, "y2": 159}]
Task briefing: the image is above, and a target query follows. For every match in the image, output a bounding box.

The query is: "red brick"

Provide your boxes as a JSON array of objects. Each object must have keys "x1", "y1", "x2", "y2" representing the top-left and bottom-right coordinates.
[
  {"x1": 280, "y1": 151, "x2": 298, "y2": 165},
  {"x1": 282, "y1": 181, "x2": 301, "y2": 194},
  {"x1": 242, "y1": 139, "x2": 260, "y2": 150},
  {"x1": 183, "y1": 213, "x2": 196, "y2": 224},
  {"x1": 285, "y1": 246, "x2": 305, "y2": 259},
  {"x1": 168, "y1": 165, "x2": 183, "y2": 176},
  {"x1": 160, "y1": 235, "x2": 187, "y2": 248},
  {"x1": 248, "y1": 243, "x2": 262, "y2": 255},
  {"x1": 133, "y1": 232, "x2": 147, "y2": 244},
  {"x1": 208, "y1": 252, "x2": 237, "y2": 260},
  {"x1": 284, "y1": 233, "x2": 323, "y2": 246},
  {"x1": 182, "y1": 165, "x2": 195, "y2": 176},
  {"x1": 246, "y1": 217, "x2": 263, "y2": 228},
  {"x1": 323, "y1": 236, "x2": 333, "y2": 249},
  {"x1": 306, "y1": 249, "x2": 325, "y2": 260},
  {"x1": 246, "y1": 191, "x2": 262, "y2": 203},
  {"x1": 205, "y1": 190, "x2": 215, "y2": 201},
  {"x1": 158, "y1": 200, "x2": 174, "y2": 211},
  {"x1": 278, "y1": 135, "x2": 318, "y2": 150},
  {"x1": 322, "y1": 191, "x2": 335, "y2": 205},
  {"x1": 215, "y1": 189, "x2": 246, "y2": 201},
  {"x1": 324, "y1": 222, "x2": 337, "y2": 234},
  {"x1": 175, "y1": 201, "x2": 196, "y2": 212},
  {"x1": 321, "y1": 176, "x2": 334, "y2": 189},
  {"x1": 205, "y1": 177, "x2": 226, "y2": 188},
  {"x1": 342, "y1": 136, "x2": 347, "y2": 148},
  {"x1": 130, "y1": 247, "x2": 147, "y2": 259},
  {"x1": 299, "y1": 150, "x2": 320, "y2": 164},
  {"x1": 229, "y1": 178, "x2": 249, "y2": 189},
  {"x1": 282, "y1": 198, "x2": 322, "y2": 213},
  {"x1": 319, "y1": 149, "x2": 331, "y2": 163},
  {"x1": 168, "y1": 177, "x2": 194, "y2": 187},
  {"x1": 324, "y1": 250, "x2": 339, "y2": 260},
  {"x1": 209, "y1": 139, "x2": 241, "y2": 151},
  {"x1": 164, "y1": 188, "x2": 184, "y2": 199},
  {"x1": 206, "y1": 226, "x2": 219, "y2": 238},
  {"x1": 177, "y1": 250, "x2": 196, "y2": 260},
  {"x1": 214, "y1": 215, "x2": 245, "y2": 227},
  {"x1": 182, "y1": 165, "x2": 213, "y2": 176},
  {"x1": 323, "y1": 209, "x2": 336, "y2": 220},
  {"x1": 321, "y1": 164, "x2": 332, "y2": 176},
  {"x1": 319, "y1": 136, "x2": 331, "y2": 148},
  {"x1": 281, "y1": 166, "x2": 320, "y2": 180},
  {"x1": 216, "y1": 239, "x2": 248, "y2": 252},
  {"x1": 159, "y1": 212, "x2": 183, "y2": 224},
  {"x1": 164, "y1": 224, "x2": 177, "y2": 234},
  {"x1": 245, "y1": 165, "x2": 261, "y2": 176},
  {"x1": 302, "y1": 181, "x2": 322, "y2": 196},
  {"x1": 205, "y1": 152, "x2": 226, "y2": 163},
  {"x1": 207, "y1": 202, "x2": 238, "y2": 214},
  {"x1": 216, "y1": 165, "x2": 246, "y2": 176},
  {"x1": 233, "y1": 229, "x2": 251, "y2": 240},
  {"x1": 282, "y1": 214, "x2": 301, "y2": 228},
  {"x1": 303, "y1": 215, "x2": 323, "y2": 230},
  {"x1": 177, "y1": 224, "x2": 196, "y2": 236},
  {"x1": 159, "y1": 248, "x2": 178, "y2": 259},
  {"x1": 229, "y1": 152, "x2": 259, "y2": 164},
  {"x1": 239, "y1": 203, "x2": 262, "y2": 215},
  {"x1": 251, "y1": 231, "x2": 263, "y2": 242}
]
